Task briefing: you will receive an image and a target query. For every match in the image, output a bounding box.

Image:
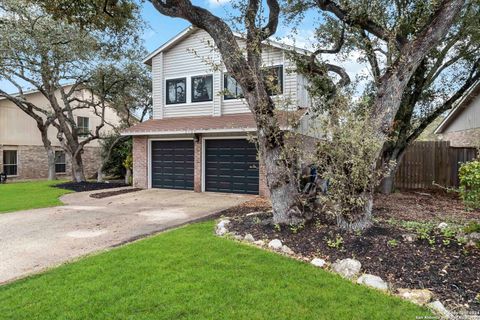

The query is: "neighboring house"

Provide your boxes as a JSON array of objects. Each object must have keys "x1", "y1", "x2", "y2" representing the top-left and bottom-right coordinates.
[
  {"x1": 0, "y1": 85, "x2": 121, "y2": 180},
  {"x1": 123, "y1": 26, "x2": 315, "y2": 196},
  {"x1": 435, "y1": 83, "x2": 480, "y2": 147}
]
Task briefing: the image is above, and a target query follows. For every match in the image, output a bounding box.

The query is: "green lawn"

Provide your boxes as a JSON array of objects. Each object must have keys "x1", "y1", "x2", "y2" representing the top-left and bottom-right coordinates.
[
  {"x1": 0, "y1": 180, "x2": 71, "y2": 213},
  {"x1": 0, "y1": 221, "x2": 430, "y2": 320}
]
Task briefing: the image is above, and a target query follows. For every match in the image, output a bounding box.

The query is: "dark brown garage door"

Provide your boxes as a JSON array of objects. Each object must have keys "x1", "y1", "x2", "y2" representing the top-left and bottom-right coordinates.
[
  {"x1": 205, "y1": 139, "x2": 259, "y2": 194},
  {"x1": 151, "y1": 140, "x2": 194, "y2": 190}
]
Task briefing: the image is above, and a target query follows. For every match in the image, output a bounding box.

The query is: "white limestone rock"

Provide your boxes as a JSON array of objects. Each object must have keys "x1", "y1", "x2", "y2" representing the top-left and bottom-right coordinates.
[
  {"x1": 356, "y1": 274, "x2": 388, "y2": 292},
  {"x1": 244, "y1": 233, "x2": 255, "y2": 242},
  {"x1": 397, "y1": 288, "x2": 433, "y2": 305},
  {"x1": 268, "y1": 239, "x2": 283, "y2": 250},
  {"x1": 331, "y1": 258, "x2": 362, "y2": 279},
  {"x1": 310, "y1": 258, "x2": 326, "y2": 268},
  {"x1": 281, "y1": 245, "x2": 294, "y2": 255},
  {"x1": 427, "y1": 300, "x2": 453, "y2": 319}
]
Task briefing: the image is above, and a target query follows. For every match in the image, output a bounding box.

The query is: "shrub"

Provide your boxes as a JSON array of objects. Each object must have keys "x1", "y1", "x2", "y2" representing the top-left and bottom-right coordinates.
[
  {"x1": 459, "y1": 160, "x2": 480, "y2": 210},
  {"x1": 464, "y1": 221, "x2": 480, "y2": 234}
]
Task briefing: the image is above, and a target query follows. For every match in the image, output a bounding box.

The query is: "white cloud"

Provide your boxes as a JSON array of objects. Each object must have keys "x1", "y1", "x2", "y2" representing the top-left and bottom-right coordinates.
[{"x1": 206, "y1": 0, "x2": 231, "y2": 7}]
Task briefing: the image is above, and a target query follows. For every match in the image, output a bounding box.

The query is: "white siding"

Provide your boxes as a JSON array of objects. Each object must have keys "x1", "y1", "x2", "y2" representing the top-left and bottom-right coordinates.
[
  {"x1": 152, "y1": 53, "x2": 163, "y2": 119},
  {"x1": 296, "y1": 73, "x2": 312, "y2": 109},
  {"x1": 152, "y1": 28, "x2": 307, "y2": 118},
  {"x1": 444, "y1": 94, "x2": 480, "y2": 133}
]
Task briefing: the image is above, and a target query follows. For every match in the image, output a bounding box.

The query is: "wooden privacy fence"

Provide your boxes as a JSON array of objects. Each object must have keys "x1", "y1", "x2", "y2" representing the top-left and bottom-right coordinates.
[{"x1": 395, "y1": 141, "x2": 478, "y2": 189}]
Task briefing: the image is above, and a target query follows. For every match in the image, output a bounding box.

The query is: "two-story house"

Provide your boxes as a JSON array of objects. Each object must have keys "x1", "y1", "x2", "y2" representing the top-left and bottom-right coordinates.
[
  {"x1": 0, "y1": 85, "x2": 121, "y2": 180},
  {"x1": 123, "y1": 26, "x2": 313, "y2": 196}
]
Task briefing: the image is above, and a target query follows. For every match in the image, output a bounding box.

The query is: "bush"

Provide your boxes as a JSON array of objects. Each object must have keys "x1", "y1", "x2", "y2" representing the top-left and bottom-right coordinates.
[{"x1": 459, "y1": 159, "x2": 480, "y2": 210}]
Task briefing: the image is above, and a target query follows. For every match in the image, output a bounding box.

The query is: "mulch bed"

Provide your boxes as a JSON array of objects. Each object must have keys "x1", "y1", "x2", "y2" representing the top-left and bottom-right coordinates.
[
  {"x1": 89, "y1": 188, "x2": 142, "y2": 199},
  {"x1": 54, "y1": 181, "x2": 128, "y2": 192},
  {"x1": 224, "y1": 192, "x2": 480, "y2": 312}
]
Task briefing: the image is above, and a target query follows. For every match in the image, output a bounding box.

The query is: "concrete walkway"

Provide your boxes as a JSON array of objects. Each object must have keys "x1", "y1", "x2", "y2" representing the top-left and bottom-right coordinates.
[{"x1": 0, "y1": 188, "x2": 252, "y2": 284}]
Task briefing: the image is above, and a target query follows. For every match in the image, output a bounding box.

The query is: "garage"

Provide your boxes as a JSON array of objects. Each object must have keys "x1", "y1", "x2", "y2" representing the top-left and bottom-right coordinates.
[
  {"x1": 151, "y1": 140, "x2": 194, "y2": 190},
  {"x1": 204, "y1": 139, "x2": 259, "y2": 194}
]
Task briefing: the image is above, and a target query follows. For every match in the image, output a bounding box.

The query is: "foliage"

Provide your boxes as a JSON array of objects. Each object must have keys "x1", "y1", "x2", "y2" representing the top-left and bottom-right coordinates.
[
  {"x1": 0, "y1": 222, "x2": 430, "y2": 319},
  {"x1": 123, "y1": 154, "x2": 133, "y2": 171},
  {"x1": 309, "y1": 101, "x2": 391, "y2": 229},
  {"x1": 100, "y1": 135, "x2": 132, "y2": 178},
  {"x1": 0, "y1": 0, "x2": 144, "y2": 182},
  {"x1": 325, "y1": 234, "x2": 344, "y2": 249},
  {"x1": 387, "y1": 239, "x2": 398, "y2": 248},
  {"x1": 459, "y1": 159, "x2": 480, "y2": 210},
  {"x1": 0, "y1": 180, "x2": 72, "y2": 213},
  {"x1": 464, "y1": 220, "x2": 480, "y2": 234}
]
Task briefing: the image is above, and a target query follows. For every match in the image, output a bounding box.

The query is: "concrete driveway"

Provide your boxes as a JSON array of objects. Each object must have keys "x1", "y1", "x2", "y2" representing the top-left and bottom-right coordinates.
[{"x1": 0, "y1": 188, "x2": 252, "y2": 284}]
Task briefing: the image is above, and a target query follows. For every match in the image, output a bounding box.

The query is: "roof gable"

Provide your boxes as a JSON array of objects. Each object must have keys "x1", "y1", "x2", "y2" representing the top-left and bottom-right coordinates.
[{"x1": 143, "y1": 26, "x2": 311, "y2": 66}]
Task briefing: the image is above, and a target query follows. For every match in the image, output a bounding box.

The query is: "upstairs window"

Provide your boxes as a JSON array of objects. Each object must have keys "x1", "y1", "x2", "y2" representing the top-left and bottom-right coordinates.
[
  {"x1": 3, "y1": 150, "x2": 17, "y2": 176},
  {"x1": 191, "y1": 75, "x2": 213, "y2": 103},
  {"x1": 166, "y1": 78, "x2": 186, "y2": 104},
  {"x1": 55, "y1": 151, "x2": 66, "y2": 173},
  {"x1": 223, "y1": 73, "x2": 244, "y2": 100},
  {"x1": 263, "y1": 65, "x2": 283, "y2": 96},
  {"x1": 77, "y1": 116, "x2": 89, "y2": 136}
]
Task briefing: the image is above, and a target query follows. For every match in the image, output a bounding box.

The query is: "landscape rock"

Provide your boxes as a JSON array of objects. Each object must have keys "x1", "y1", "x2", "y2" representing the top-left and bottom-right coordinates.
[
  {"x1": 281, "y1": 245, "x2": 294, "y2": 255},
  {"x1": 397, "y1": 288, "x2": 433, "y2": 305},
  {"x1": 402, "y1": 233, "x2": 418, "y2": 242},
  {"x1": 356, "y1": 274, "x2": 388, "y2": 291},
  {"x1": 465, "y1": 232, "x2": 480, "y2": 241},
  {"x1": 427, "y1": 300, "x2": 453, "y2": 319},
  {"x1": 268, "y1": 239, "x2": 283, "y2": 250},
  {"x1": 215, "y1": 227, "x2": 228, "y2": 236},
  {"x1": 244, "y1": 234, "x2": 255, "y2": 243},
  {"x1": 216, "y1": 219, "x2": 230, "y2": 230},
  {"x1": 310, "y1": 258, "x2": 326, "y2": 268},
  {"x1": 437, "y1": 222, "x2": 449, "y2": 230},
  {"x1": 253, "y1": 240, "x2": 265, "y2": 246},
  {"x1": 234, "y1": 234, "x2": 243, "y2": 241},
  {"x1": 331, "y1": 258, "x2": 361, "y2": 279}
]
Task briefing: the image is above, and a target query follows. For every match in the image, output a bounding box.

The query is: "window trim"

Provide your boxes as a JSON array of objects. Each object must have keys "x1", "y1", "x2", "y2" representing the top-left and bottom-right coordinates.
[
  {"x1": 54, "y1": 150, "x2": 66, "y2": 174},
  {"x1": 165, "y1": 77, "x2": 187, "y2": 105},
  {"x1": 77, "y1": 116, "x2": 90, "y2": 137},
  {"x1": 2, "y1": 149, "x2": 18, "y2": 176},
  {"x1": 223, "y1": 73, "x2": 244, "y2": 100}
]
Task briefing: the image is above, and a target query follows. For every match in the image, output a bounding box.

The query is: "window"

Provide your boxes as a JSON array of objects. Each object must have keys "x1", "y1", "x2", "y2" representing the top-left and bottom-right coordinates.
[
  {"x1": 263, "y1": 65, "x2": 283, "y2": 96},
  {"x1": 223, "y1": 73, "x2": 244, "y2": 100},
  {"x1": 77, "y1": 116, "x2": 89, "y2": 136},
  {"x1": 191, "y1": 75, "x2": 213, "y2": 102},
  {"x1": 3, "y1": 150, "x2": 17, "y2": 176},
  {"x1": 166, "y1": 78, "x2": 187, "y2": 104},
  {"x1": 55, "y1": 151, "x2": 66, "y2": 173}
]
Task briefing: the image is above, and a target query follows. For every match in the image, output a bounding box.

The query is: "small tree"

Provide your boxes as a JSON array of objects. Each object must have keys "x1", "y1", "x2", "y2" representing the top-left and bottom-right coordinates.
[{"x1": 0, "y1": 0, "x2": 143, "y2": 182}]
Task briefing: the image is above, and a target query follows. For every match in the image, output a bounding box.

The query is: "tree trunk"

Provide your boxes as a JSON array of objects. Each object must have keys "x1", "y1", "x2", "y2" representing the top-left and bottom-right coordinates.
[
  {"x1": 378, "y1": 146, "x2": 406, "y2": 194},
  {"x1": 97, "y1": 166, "x2": 104, "y2": 182},
  {"x1": 125, "y1": 168, "x2": 131, "y2": 185},
  {"x1": 336, "y1": 193, "x2": 374, "y2": 231},
  {"x1": 71, "y1": 152, "x2": 86, "y2": 182},
  {"x1": 46, "y1": 147, "x2": 57, "y2": 181}
]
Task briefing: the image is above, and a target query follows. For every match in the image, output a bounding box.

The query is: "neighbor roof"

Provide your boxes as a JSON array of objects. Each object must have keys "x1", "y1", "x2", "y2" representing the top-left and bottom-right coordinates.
[
  {"x1": 435, "y1": 82, "x2": 480, "y2": 134},
  {"x1": 143, "y1": 25, "x2": 312, "y2": 66},
  {"x1": 121, "y1": 110, "x2": 305, "y2": 136}
]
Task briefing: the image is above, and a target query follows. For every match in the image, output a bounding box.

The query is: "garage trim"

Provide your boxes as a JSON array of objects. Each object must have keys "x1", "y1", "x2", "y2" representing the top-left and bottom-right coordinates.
[
  {"x1": 147, "y1": 137, "x2": 195, "y2": 189},
  {"x1": 201, "y1": 135, "x2": 258, "y2": 193}
]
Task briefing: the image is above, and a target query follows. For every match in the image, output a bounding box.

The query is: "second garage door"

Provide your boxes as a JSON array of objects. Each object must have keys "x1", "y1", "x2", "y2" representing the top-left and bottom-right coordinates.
[
  {"x1": 205, "y1": 139, "x2": 259, "y2": 194},
  {"x1": 151, "y1": 140, "x2": 194, "y2": 190}
]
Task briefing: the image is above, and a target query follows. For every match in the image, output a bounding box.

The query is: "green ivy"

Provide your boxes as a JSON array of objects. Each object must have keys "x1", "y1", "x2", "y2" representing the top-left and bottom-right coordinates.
[{"x1": 459, "y1": 160, "x2": 480, "y2": 210}]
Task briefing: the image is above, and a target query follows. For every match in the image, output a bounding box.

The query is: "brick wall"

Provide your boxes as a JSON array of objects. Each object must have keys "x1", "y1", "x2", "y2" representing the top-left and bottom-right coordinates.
[
  {"x1": 132, "y1": 136, "x2": 148, "y2": 188},
  {"x1": 194, "y1": 135, "x2": 202, "y2": 192},
  {"x1": 441, "y1": 128, "x2": 480, "y2": 147},
  {"x1": 0, "y1": 145, "x2": 101, "y2": 180}
]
